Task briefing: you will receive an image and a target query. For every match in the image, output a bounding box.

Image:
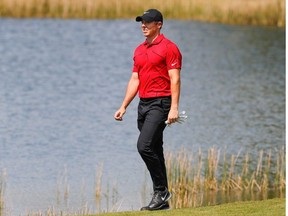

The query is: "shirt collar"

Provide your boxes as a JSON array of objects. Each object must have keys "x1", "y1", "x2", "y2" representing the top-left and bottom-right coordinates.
[{"x1": 144, "y1": 34, "x2": 164, "y2": 46}]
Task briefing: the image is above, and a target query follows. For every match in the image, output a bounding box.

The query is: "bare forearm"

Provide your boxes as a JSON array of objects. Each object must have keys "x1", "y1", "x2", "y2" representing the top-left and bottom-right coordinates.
[
  {"x1": 169, "y1": 69, "x2": 181, "y2": 110},
  {"x1": 114, "y1": 73, "x2": 139, "y2": 121},
  {"x1": 170, "y1": 78, "x2": 181, "y2": 111},
  {"x1": 121, "y1": 78, "x2": 139, "y2": 109},
  {"x1": 166, "y1": 69, "x2": 181, "y2": 124}
]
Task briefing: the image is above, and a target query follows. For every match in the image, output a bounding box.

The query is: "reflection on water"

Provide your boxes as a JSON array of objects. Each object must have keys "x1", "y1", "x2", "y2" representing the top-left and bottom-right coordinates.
[{"x1": 0, "y1": 19, "x2": 285, "y2": 215}]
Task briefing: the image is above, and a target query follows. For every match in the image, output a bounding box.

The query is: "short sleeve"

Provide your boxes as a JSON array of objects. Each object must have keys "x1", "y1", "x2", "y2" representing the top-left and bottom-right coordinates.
[
  {"x1": 132, "y1": 56, "x2": 139, "y2": 73},
  {"x1": 166, "y1": 43, "x2": 182, "y2": 70}
]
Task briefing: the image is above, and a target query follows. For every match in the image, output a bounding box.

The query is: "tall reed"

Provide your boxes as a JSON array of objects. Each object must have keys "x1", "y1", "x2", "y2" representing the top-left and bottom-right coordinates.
[
  {"x1": 0, "y1": 170, "x2": 6, "y2": 216},
  {"x1": 0, "y1": 0, "x2": 285, "y2": 27},
  {"x1": 165, "y1": 146, "x2": 286, "y2": 209}
]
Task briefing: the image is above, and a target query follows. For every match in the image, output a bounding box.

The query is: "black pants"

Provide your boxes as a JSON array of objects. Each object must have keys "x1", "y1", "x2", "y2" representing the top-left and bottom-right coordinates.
[{"x1": 137, "y1": 96, "x2": 171, "y2": 192}]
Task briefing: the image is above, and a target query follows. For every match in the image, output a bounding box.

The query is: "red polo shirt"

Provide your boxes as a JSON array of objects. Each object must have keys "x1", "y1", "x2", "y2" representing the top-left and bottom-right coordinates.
[{"x1": 132, "y1": 34, "x2": 182, "y2": 98}]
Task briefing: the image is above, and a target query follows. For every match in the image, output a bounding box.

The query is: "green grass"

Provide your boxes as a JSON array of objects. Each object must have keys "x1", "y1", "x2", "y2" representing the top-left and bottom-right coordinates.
[{"x1": 90, "y1": 198, "x2": 285, "y2": 216}]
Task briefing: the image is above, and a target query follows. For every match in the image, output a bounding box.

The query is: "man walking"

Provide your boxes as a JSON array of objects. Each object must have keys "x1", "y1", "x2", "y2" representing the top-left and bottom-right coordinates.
[{"x1": 114, "y1": 9, "x2": 182, "y2": 211}]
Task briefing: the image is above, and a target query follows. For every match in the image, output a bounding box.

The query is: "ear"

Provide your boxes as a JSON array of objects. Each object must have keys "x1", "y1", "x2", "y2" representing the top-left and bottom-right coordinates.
[{"x1": 157, "y1": 22, "x2": 163, "y2": 29}]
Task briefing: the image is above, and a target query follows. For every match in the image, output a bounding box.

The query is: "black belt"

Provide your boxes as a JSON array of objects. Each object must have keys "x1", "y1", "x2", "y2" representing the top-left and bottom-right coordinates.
[{"x1": 140, "y1": 96, "x2": 171, "y2": 102}]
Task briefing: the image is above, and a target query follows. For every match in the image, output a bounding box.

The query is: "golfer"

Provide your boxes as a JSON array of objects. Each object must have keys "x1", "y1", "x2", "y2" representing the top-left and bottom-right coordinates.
[{"x1": 114, "y1": 8, "x2": 182, "y2": 211}]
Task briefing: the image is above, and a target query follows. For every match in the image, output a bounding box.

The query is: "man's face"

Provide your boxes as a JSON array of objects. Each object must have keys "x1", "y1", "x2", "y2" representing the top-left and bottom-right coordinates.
[{"x1": 141, "y1": 21, "x2": 162, "y2": 37}]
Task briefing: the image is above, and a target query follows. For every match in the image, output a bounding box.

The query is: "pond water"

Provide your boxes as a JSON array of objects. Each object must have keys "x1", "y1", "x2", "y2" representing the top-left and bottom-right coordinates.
[{"x1": 0, "y1": 19, "x2": 285, "y2": 215}]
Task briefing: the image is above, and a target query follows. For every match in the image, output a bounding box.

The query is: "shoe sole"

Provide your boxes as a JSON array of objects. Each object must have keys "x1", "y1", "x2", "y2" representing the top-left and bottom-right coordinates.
[
  {"x1": 160, "y1": 205, "x2": 170, "y2": 210},
  {"x1": 140, "y1": 204, "x2": 170, "y2": 211},
  {"x1": 148, "y1": 202, "x2": 170, "y2": 211}
]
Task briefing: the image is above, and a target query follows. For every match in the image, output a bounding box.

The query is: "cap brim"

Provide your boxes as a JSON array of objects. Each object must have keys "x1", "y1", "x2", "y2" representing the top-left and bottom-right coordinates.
[
  {"x1": 135, "y1": 15, "x2": 154, "y2": 22},
  {"x1": 136, "y1": 16, "x2": 143, "y2": 22}
]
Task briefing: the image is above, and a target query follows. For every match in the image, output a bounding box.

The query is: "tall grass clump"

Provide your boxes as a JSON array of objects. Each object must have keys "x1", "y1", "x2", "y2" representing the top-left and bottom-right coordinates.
[
  {"x1": 0, "y1": 0, "x2": 285, "y2": 27},
  {"x1": 165, "y1": 146, "x2": 285, "y2": 209},
  {"x1": 0, "y1": 170, "x2": 6, "y2": 216}
]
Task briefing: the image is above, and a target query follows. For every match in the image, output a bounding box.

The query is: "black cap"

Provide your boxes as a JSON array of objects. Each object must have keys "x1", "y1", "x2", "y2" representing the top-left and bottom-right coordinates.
[{"x1": 136, "y1": 9, "x2": 163, "y2": 23}]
